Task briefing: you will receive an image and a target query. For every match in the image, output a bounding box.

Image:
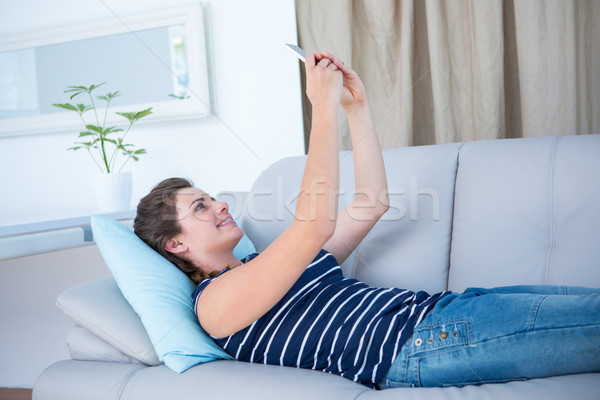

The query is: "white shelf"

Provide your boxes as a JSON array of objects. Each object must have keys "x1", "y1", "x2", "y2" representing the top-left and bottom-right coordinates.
[{"x1": 0, "y1": 210, "x2": 135, "y2": 260}]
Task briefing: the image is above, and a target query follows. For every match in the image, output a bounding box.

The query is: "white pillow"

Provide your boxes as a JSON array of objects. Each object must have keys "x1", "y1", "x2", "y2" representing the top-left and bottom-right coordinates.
[{"x1": 57, "y1": 277, "x2": 161, "y2": 365}]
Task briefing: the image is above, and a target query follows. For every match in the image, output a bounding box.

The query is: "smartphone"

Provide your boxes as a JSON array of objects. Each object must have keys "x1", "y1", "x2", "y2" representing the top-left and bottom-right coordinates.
[{"x1": 285, "y1": 43, "x2": 306, "y2": 63}]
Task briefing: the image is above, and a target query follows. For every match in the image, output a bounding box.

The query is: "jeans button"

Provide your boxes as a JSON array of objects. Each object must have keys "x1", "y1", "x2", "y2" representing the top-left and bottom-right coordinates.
[
  {"x1": 426, "y1": 337, "x2": 434, "y2": 344},
  {"x1": 439, "y1": 332, "x2": 448, "y2": 340},
  {"x1": 452, "y1": 330, "x2": 460, "y2": 338},
  {"x1": 414, "y1": 338, "x2": 423, "y2": 346}
]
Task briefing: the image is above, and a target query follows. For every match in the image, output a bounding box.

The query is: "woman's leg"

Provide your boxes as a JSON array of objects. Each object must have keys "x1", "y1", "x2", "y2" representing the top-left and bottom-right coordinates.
[
  {"x1": 380, "y1": 289, "x2": 600, "y2": 388},
  {"x1": 466, "y1": 285, "x2": 600, "y2": 296}
]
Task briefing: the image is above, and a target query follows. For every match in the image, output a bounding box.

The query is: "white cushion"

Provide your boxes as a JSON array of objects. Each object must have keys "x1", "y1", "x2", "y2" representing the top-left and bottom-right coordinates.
[
  {"x1": 66, "y1": 325, "x2": 144, "y2": 365},
  {"x1": 240, "y1": 144, "x2": 461, "y2": 294},
  {"x1": 448, "y1": 135, "x2": 600, "y2": 291},
  {"x1": 57, "y1": 278, "x2": 160, "y2": 366},
  {"x1": 353, "y1": 143, "x2": 461, "y2": 294},
  {"x1": 548, "y1": 134, "x2": 600, "y2": 285}
]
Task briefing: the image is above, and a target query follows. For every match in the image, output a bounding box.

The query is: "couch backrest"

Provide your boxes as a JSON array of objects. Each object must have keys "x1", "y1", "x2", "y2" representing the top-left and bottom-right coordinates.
[
  {"x1": 448, "y1": 134, "x2": 600, "y2": 292},
  {"x1": 227, "y1": 134, "x2": 599, "y2": 295},
  {"x1": 235, "y1": 142, "x2": 462, "y2": 295}
]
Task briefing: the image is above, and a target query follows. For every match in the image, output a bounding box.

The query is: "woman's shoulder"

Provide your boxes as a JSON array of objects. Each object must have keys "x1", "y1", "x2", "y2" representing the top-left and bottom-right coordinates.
[
  {"x1": 192, "y1": 273, "x2": 224, "y2": 312},
  {"x1": 192, "y1": 249, "x2": 337, "y2": 308},
  {"x1": 237, "y1": 249, "x2": 334, "y2": 266},
  {"x1": 191, "y1": 252, "x2": 259, "y2": 303}
]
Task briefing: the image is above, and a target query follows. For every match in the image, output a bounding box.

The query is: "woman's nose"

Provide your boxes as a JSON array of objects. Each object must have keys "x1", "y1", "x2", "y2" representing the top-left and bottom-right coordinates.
[{"x1": 213, "y1": 201, "x2": 228, "y2": 214}]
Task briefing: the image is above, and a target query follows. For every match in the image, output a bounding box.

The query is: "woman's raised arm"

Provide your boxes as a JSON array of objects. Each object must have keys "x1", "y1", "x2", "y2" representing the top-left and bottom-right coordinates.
[
  {"x1": 318, "y1": 51, "x2": 390, "y2": 265},
  {"x1": 196, "y1": 53, "x2": 343, "y2": 338}
]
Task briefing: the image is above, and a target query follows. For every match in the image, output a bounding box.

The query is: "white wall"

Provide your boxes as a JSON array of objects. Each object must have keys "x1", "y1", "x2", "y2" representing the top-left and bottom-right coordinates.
[
  {"x1": 0, "y1": 246, "x2": 112, "y2": 388},
  {"x1": 0, "y1": 0, "x2": 304, "y2": 388}
]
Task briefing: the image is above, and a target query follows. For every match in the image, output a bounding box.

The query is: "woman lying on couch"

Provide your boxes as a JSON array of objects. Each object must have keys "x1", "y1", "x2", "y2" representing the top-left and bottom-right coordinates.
[{"x1": 133, "y1": 51, "x2": 600, "y2": 389}]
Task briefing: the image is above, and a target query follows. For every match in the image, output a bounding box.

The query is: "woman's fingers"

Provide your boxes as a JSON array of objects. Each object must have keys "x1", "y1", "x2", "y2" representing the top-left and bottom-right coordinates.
[
  {"x1": 308, "y1": 53, "x2": 340, "y2": 73},
  {"x1": 311, "y1": 51, "x2": 345, "y2": 72},
  {"x1": 316, "y1": 57, "x2": 340, "y2": 72},
  {"x1": 314, "y1": 50, "x2": 366, "y2": 108},
  {"x1": 305, "y1": 53, "x2": 343, "y2": 108},
  {"x1": 322, "y1": 51, "x2": 347, "y2": 70},
  {"x1": 317, "y1": 57, "x2": 331, "y2": 68},
  {"x1": 321, "y1": 51, "x2": 339, "y2": 62}
]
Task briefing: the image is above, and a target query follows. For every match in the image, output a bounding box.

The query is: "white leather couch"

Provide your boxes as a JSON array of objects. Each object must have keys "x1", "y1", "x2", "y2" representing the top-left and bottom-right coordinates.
[{"x1": 33, "y1": 134, "x2": 600, "y2": 399}]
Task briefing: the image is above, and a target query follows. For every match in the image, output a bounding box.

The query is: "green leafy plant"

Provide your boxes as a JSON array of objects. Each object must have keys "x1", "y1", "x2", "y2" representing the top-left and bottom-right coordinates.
[
  {"x1": 168, "y1": 93, "x2": 191, "y2": 100},
  {"x1": 53, "y1": 82, "x2": 152, "y2": 173}
]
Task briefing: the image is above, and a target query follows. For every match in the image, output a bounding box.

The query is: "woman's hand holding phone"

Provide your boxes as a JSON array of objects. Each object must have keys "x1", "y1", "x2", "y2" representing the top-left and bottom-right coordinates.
[
  {"x1": 305, "y1": 53, "x2": 343, "y2": 110},
  {"x1": 315, "y1": 51, "x2": 366, "y2": 110},
  {"x1": 285, "y1": 44, "x2": 366, "y2": 110}
]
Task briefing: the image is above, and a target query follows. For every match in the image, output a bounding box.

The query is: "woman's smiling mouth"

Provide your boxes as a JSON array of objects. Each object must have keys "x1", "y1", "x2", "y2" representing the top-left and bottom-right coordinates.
[{"x1": 216, "y1": 218, "x2": 236, "y2": 228}]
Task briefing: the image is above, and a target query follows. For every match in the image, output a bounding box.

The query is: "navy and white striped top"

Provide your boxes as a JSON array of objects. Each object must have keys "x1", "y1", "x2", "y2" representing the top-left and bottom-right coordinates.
[{"x1": 192, "y1": 249, "x2": 449, "y2": 386}]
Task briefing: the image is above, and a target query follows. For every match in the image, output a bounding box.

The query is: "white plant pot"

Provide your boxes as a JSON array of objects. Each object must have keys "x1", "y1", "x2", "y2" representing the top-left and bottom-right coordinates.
[{"x1": 93, "y1": 171, "x2": 133, "y2": 212}]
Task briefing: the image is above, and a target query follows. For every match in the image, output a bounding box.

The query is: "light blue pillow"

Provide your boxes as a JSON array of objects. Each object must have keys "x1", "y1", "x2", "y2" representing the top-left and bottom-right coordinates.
[{"x1": 91, "y1": 213, "x2": 256, "y2": 372}]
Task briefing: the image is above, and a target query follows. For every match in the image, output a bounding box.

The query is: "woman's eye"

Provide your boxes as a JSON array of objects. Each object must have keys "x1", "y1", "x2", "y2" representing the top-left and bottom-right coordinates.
[{"x1": 195, "y1": 197, "x2": 214, "y2": 212}]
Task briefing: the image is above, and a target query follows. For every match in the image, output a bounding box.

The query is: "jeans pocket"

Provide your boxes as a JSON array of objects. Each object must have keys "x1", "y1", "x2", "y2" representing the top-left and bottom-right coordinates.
[{"x1": 409, "y1": 320, "x2": 470, "y2": 356}]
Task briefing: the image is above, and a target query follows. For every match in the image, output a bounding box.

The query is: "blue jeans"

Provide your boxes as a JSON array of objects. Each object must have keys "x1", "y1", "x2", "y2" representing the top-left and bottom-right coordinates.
[{"x1": 378, "y1": 285, "x2": 600, "y2": 388}]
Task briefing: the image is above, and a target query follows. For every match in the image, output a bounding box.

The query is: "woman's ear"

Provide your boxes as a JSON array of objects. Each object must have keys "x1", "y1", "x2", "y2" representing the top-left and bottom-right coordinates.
[{"x1": 165, "y1": 237, "x2": 187, "y2": 254}]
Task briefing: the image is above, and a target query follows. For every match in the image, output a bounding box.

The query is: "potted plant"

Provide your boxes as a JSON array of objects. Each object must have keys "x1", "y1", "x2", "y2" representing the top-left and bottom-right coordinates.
[{"x1": 53, "y1": 83, "x2": 152, "y2": 212}]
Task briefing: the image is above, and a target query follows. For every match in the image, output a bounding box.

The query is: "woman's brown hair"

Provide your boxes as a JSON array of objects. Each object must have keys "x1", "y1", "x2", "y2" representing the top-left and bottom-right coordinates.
[{"x1": 133, "y1": 177, "x2": 214, "y2": 284}]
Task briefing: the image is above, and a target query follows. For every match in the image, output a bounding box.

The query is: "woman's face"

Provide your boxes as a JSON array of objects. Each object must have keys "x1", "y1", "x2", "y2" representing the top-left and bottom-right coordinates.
[{"x1": 172, "y1": 187, "x2": 245, "y2": 261}]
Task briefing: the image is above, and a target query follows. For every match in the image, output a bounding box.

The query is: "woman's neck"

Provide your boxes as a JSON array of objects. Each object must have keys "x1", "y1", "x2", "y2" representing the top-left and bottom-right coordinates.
[{"x1": 193, "y1": 252, "x2": 242, "y2": 274}]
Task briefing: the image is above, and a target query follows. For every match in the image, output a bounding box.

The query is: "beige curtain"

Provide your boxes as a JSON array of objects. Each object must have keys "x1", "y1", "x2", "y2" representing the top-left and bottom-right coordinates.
[{"x1": 296, "y1": 0, "x2": 600, "y2": 150}]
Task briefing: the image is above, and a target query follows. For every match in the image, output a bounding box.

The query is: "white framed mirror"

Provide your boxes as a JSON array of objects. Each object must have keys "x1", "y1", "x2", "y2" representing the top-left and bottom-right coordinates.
[{"x1": 0, "y1": 1, "x2": 213, "y2": 137}]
